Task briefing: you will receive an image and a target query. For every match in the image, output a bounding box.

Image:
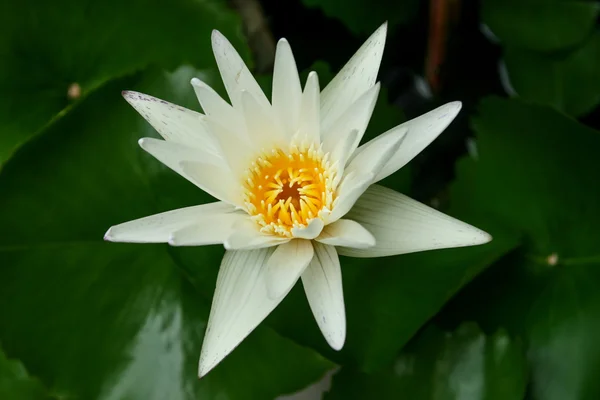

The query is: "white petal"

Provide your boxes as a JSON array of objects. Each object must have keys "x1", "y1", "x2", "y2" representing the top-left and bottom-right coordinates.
[
  {"x1": 298, "y1": 71, "x2": 320, "y2": 144},
  {"x1": 241, "y1": 90, "x2": 285, "y2": 150},
  {"x1": 139, "y1": 137, "x2": 224, "y2": 172},
  {"x1": 272, "y1": 39, "x2": 302, "y2": 138},
  {"x1": 224, "y1": 219, "x2": 290, "y2": 250},
  {"x1": 122, "y1": 91, "x2": 219, "y2": 152},
  {"x1": 301, "y1": 243, "x2": 346, "y2": 350},
  {"x1": 199, "y1": 247, "x2": 291, "y2": 377},
  {"x1": 211, "y1": 30, "x2": 270, "y2": 111},
  {"x1": 203, "y1": 116, "x2": 254, "y2": 179},
  {"x1": 329, "y1": 131, "x2": 405, "y2": 223},
  {"x1": 168, "y1": 213, "x2": 247, "y2": 246},
  {"x1": 320, "y1": 23, "x2": 387, "y2": 135},
  {"x1": 291, "y1": 218, "x2": 325, "y2": 240},
  {"x1": 316, "y1": 219, "x2": 375, "y2": 249},
  {"x1": 338, "y1": 184, "x2": 492, "y2": 257},
  {"x1": 373, "y1": 101, "x2": 462, "y2": 182},
  {"x1": 190, "y1": 78, "x2": 245, "y2": 136},
  {"x1": 345, "y1": 127, "x2": 408, "y2": 176},
  {"x1": 179, "y1": 161, "x2": 242, "y2": 206},
  {"x1": 327, "y1": 172, "x2": 374, "y2": 223},
  {"x1": 321, "y1": 82, "x2": 380, "y2": 162},
  {"x1": 265, "y1": 239, "x2": 314, "y2": 299},
  {"x1": 104, "y1": 202, "x2": 234, "y2": 243}
]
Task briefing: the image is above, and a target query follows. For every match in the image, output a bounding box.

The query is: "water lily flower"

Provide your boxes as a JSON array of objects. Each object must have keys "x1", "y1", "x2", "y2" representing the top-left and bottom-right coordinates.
[{"x1": 104, "y1": 22, "x2": 491, "y2": 377}]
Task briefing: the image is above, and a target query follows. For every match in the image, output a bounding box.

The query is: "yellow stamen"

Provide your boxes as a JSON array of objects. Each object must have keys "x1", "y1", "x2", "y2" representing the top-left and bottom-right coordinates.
[{"x1": 242, "y1": 143, "x2": 336, "y2": 237}]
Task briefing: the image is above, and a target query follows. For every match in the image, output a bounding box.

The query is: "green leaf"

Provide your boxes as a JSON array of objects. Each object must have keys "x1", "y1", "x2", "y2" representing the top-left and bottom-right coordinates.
[
  {"x1": 0, "y1": 0, "x2": 247, "y2": 167},
  {"x1": 504, "y1": 31, "x2": 600, "y2": 117},
  {"x1": 326, "y1": 323, "x2": 528, "y2": 399},
  {"x1": 482, "y1": 0, "x2": 599, "y2": 52},
  {"x1": 445, "y1": 97, "x2": 600, "y2": 400},
  {"x1": 0, "y1": 67, "x2": 333, "y2": 399},
  {"x1": 301, "y1": 0, "x2": 419, "y2": 35},
  {"x1": 0, "y1": 348, "x2": 51, "y2": 400}
]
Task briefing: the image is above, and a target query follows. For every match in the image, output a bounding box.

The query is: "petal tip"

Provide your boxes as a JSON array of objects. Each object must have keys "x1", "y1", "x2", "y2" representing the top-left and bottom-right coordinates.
[{"x1": 103, "y1": 227, "x2": 114, "y2": 241}]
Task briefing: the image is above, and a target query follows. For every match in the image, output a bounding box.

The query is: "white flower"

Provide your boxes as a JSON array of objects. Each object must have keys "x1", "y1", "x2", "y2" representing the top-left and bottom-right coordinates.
[{"x1": 104, "y1": 23, "x2": 491, "y2": 377}]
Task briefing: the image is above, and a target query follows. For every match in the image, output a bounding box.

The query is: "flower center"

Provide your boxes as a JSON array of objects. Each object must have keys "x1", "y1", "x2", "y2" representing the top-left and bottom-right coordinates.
[{"x1": 243, "y1": 144, "x2": 336, "y2": 237}]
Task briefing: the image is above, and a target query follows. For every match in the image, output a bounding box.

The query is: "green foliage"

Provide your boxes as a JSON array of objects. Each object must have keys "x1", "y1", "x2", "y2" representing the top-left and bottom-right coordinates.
[
  {"x1": 482, "y1": 0, "x2": 599, "y2": 52},
  {"x1": 326, "y1": 323, "x2": 528, "y2": 399},
  {"x1": 445, "y1": 97, "x2": 600, "y2": 400},
  {"x1": 482, "y1": 0, "x2": 600, "y2": 116},
  {"x1": 0, "y1": 0, "x2": 247, "y2": 167},
  {"x1": 504, "y1": 32, "x2": 600, "y2": 117},
  {"x1": 0, "y1": 348, "x2": 51, "y2": 400}
]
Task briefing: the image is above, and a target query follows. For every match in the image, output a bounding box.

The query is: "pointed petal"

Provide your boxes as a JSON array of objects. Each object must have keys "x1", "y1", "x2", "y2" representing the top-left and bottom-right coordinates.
[
  {"x1": 168, "y1": 213, "x2": 247, "y2": 246},
  {"x1": 224, "y1": 219, "x2": 290, "y2": 250},
  {"x1": 122, "y1": 91, "x2": 218, "y2": 152},
  {"x1": 272, "y1": 39, "x2": 302, "y2": 138},
  {"x1": 190, "y1": 77, "x2": 245, "y2": 136},
  {"x1": 298, "y1": 71, "x2": 320, "y2": 143},
  {"x1": 265, "y1": 239, "x2": 314, "y2": 299},
  {"x1": 211, "y1": 30, "x2": 270, "y2": 111},
  {"x1": 199, "y1": 247, "x2": 290, "y2": 377},
  {"x1": 338, "y1": 185, "x2": 492, "y2": 257},
  {"x1": 202, "y1": 116, "x2": 255, "y2": 179},
  {"x1": 241, "y1": 90, "x2": 285, "y2": 149},
  {"x1": 316, "y1": 219, "x2": 375, "y2": 249},
  {"x1": 179, "y1": 161, "x2": 242, "y2": 206},
  {"x1": 104, "y1": 202, "x2": 235, "y2": 243},
  {"x1": 327, "y1": 172, "x2": 374, "y2": 223},
  {"x1": 139, "y1": 137, "x2": 224, "y2": 172},
  {"x1": 320, "y1": 23, "x2": 387, "y2": 134},
  {"x1": 322, "y1": 82, "x2": 381, "y2": 161},
  {"x1": 301, "y1": 243, "x2": 346, "y2": 350},
  {"x1": 373, "y1": 101, "x2": 462, "y2": 182},
  {"x1": 345, "y1": 127, "x2": 408, "y2": 176},
  {"x1": 329, "y1": 130, "x2": 406, "y2": 223},
  {"x1": 291, "y1": 217, "x2": 325, "y2": 239}
]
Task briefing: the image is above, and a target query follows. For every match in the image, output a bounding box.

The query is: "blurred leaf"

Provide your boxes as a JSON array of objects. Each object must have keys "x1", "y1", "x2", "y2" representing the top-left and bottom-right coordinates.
[
  {"x1": 482, "y1": 0, "x2": 599, "y2": 52},
  {"x1": 0, "y1": 67, "x2": 334, "y2": 399},
  {"x1": 325, "y1": 323, "x2": 528, "y2": 399},
  {"x1": 0, "y1": 348, "x2": 51, "y2": 400},
  {"x1": 301, "y1": 0, "x2": 418, "y2": 35},
  {"x1": 504, "y1": 31, "x2": 600, "y2": 117},
  {"x1": 0, "y1": 0, "x2": 247, "y2": 167},
  {"x1": 444, "y1": 97, "x2": 600, "y2": 400}
]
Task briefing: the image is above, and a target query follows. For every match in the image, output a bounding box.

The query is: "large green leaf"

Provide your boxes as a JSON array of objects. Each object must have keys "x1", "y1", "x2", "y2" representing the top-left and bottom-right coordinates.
[
  {"x1": 325, "y1": 323, "x2": 528, "y2": 399},
  {"x1": 0, "y1": 0, "x2": 246, "y2": 167},
  {"x1": 443, "y1": 97, "x2": 600, "y2": 400},
  {"x1": 504, "y1": 32, "x2": 600, "y2": 117},
  {"x1": 302, "y1": 0, "x2": 419, "y2": 35},
  {"x1": 0, "y1": 67, "x2": 333, "y2": 399},
  {"x1": 0, "y1": 348, "x2": 51, "y2": 400},
  {"x1": 482, "y1": 0, "x2": 599, "y2": 52}
]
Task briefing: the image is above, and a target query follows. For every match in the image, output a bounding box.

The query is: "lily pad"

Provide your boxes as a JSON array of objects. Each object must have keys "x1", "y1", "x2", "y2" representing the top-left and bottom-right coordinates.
[
  {"x1": 0, "y1": 348, "x2": 51, "y2": 400},
  {"x1": 325, "y1": 323, "x2": 528, "y2": 399},
  {"x1": 482, "y1": 0, "x2": 599, "y2": 52},
  {"x1": 0, "y1": 0, "x2": 247, "y2": 167},
  {"x1": 503, "y1": 31, "x2": 600, "y2": 117},
  {"x1": 443, "y1": 97, "x2": 600, "y2": 400}
]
